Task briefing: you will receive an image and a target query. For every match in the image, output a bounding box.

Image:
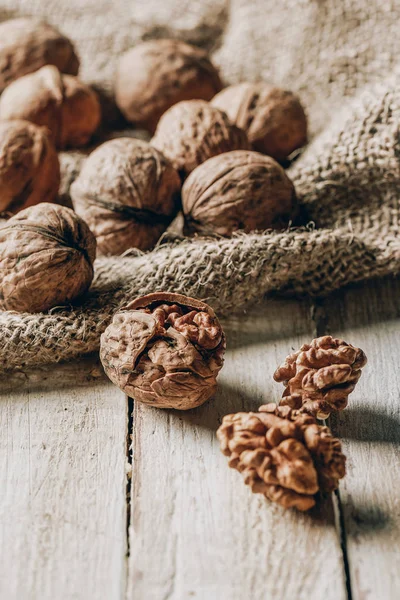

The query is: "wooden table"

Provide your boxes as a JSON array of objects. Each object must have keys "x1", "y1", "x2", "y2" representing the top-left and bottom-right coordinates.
[{"x1": 1, "y1": 276, "x2": 399, "y2": 600}]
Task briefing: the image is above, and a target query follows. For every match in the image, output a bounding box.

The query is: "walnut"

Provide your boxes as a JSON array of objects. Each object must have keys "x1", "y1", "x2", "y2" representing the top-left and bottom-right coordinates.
[
  {"x1": 274, "y1": 336, "x2": 367, "y2": 419},
  {"x1": 71, "y1": 138, "x2": 181, "y2": 255},
  {"x1": 0, "y1": 203, "x2": 96, "y2": 313},
  {"x1": 211, "y1": 83, "x2": 307, "y2": 161},
  {"x1": 0, "y1": 18, "x2": 79, "y2": 93},
  {"x1": 115, "y1": 39, "x2": 222, "y2": 134},
  {"x1": 217, "y1": 403, "x2": 346, "y2": 511},
  {"x1": 0, "y1": 120, "x2": 60, "y2": 215},
  {"x1": 182, "y1": 150, "x2": 297, "y2": 236},
  {"x1": 0, "y1": 65, "x2": 101, "y2": 149},
  {"x1": 152, "y1": 100, "x2": 250, "y2": 179},
  {"x1": 100, "y1": 292, "x2": 225, "y2": 409}
]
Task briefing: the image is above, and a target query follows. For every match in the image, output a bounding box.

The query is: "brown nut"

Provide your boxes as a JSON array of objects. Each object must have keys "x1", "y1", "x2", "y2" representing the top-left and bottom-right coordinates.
[
  {"x1": 0, "y1": 120, "x2": 60, "y2": 215},
  {"x1": 217, "y1": 403, "x2": 346, "y2": 511},
  {"x1": 0, "y1": 18, "x2": 79, "y2": 93},
  {"x1": 100, "y1": 292, "x2": 226, "y2": 409},
  {"x1": 0, "y1": 65, "x2": 101, "y2": 149},
  {"x1": 71, "y1": 138, "x2": 181, "y2": 255},
  {"x1": 182, "y1": 150, "x2": 297, "y2": 236},
  {"x1": 152, "y1": 100, "x2": 250, "y2": 178},
  {"x1": 274, "y1": 336, "x2": 367, "y2": 418},
  {"x1": 0, "y1": 203, "x2": 96, "y2": 313},
  {"x1": 115, "y1": 39, "x2": 222, "y2": 133},
  {"x1": 212, "y1": 83, "x2": 307, "y2": 161}
]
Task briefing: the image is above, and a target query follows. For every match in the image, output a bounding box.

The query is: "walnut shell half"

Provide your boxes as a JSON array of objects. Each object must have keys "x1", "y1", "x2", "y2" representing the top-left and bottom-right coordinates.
[
  {"x1": 0, "y1": 65, "x2": 101, "y2": 149},
  {"x1": 0, "y1": 120, "x2": 60, "y2": 215},
  {"x1": 0, "y1": 203, "x2": 96, "y2": 313},
  {"x1": 100, "y1": 292, "x2": 226, "y2": 409},
  {"x1": 115, "y1": 39, "x2": 222, "y2": 133},
  {"x1": 0, "y1": 18, "x2": 79, "y2": 93},
  {"x1": 182, "y1": 150, "x2": 297, "y2": 236}
]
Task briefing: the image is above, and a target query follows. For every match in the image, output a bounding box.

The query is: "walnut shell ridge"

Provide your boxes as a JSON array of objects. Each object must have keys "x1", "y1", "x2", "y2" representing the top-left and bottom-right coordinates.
[
  {"x1": 0, "y1": 65, "x2": 101, "y2": 149},
  {"x1": 0, "y1": 18, "x2": 79, "y2": 93},
  {"x1": 100, "y1": 292, "x2": 226, "y2": 410},
  {"x1": 0, "y1": 203, "x2": 96, "y2": 313},
  {"x1": 0, "y1": 120, "x2": 60, "y2": 215},
  {"x1": 212, "y1": 83, "x2": 307, "y2": 161},
  {"x1": 182, "y1": 150, "x2": 297, "y2": 236},
  {"x1": 115, "y1": 39, "x2": 222, "y2": 133},
  {"x1": 71, "y1": 138, "x2": 181, "y2": 255}
]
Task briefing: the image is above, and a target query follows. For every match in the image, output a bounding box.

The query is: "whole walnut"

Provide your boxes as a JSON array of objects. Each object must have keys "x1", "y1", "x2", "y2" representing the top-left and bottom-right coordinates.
[
  {"x1": 274, "y1": 336, "x2": 367, "y2": 419},
  {"x1": 217, "y1": 403, "x2": 346, "y2": 511},
  {"x1": 71, "y1": 138, "x2": 181, "y2": 255},
  {"x1": 100, "y1": 292, "x2": 226, "y2": 409},
  {"x1": 212, "y1": 83, "x2": 307, "y2": 161},
  {"x1": 0, "y1": 120, "x2": 60, "y2": 215},
  {"x1": 0, "y1": 18, "x2": 79, "y2": 93},
  {"x1": 0, "y1": 66, "x2": 101, "y2": 149},
  {"x1": 115, "y1": 39, "x2": 222, "y2": 134},
  {"x1": 152, "y1": 100, "x2": 250, "y2": 178},
  {"x1": 0, "y1": 203, "x2": 96, "y2": 313},
  {"x1": 182, "y1": 150, "x2": 297, "y2": 236}
]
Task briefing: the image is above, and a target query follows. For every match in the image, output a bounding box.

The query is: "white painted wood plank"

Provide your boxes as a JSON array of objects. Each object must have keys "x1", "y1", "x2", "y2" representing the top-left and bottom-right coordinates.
[
  {"x1": 127, "y1": 298, "x2": 347, "y2": 600},
  {"x1": 0, "y1": 359, "x2": 127, "y2": 600}
]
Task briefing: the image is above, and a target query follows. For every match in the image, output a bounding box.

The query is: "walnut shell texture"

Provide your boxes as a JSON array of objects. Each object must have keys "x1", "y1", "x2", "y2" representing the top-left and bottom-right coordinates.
[
  {"x1": 212, "y1": 83, "x2": 308, "y2": 161},
  {"x1": 0, "y1": 18, "x2": 79, "y2": 93},
  {"x1": 0, "y1": 203, "x2": 96, "y2": 313},
  {"x1": 274, "y1": 336, "x2": 367, "y2": 418},
  {"x1": 115, "y1": 39, "x2": 222, "y2": 133},
  {"x1": 71, "y1": 138, "x2": 181, "y2": 255},
  {"x1": 0, "y1": 65, "x2": 101, "y2": 149},
  {"x1": 0, "y1": 120, "x2": 60, "y2": 215},
  {"x1": 100, "y1": 292, "x2": 226, "y2": 409},
  {"x1": 152, "y1": 100, "x2": 250, "y2": 178},
  {"x1": 217, "y1": 403, "x2": 346, "y2": 511},
  {"x1": 182, "y1": 150, "x2": 297, "y2": 236}
]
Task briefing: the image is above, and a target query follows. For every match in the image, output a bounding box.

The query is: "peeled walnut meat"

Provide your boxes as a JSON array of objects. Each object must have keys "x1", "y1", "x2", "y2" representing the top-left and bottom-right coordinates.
[
  {"x1": 212, "y1": 83, "x2": 307, "y2": 161},
  {"x1": 274, "y1": 336, "x2": 367, "y2": 419},
  {"x1": 0, "y1": 18, "x2": 79, "y2": 93},
  {"x1": 71, "y1": 138, "x2": 181, "y2": 255},
  {"x1": 151, "y1": 100, "x2": 250, "y2": 178},
  {"x1": 0, "y1": 66, "x2": 101, "y2": 149},
  {"x1": 100, "y1": 292, "x2": 226, "y2": 409},
  {"x1": 115, "y1": 39, "x2": 222, "y2": 134},
  {"x1": 0, "y1": 120, "x2": 60, "y2": 215},
  {"x1": 217, "y1": 403, "x2": 346, "y2": 511},
  {"x1": 0, "y1": 203, "x2": 96, "y2": 313},
  {"x1": 182, "y1": 150, "x2": 297, "y2": 236}
]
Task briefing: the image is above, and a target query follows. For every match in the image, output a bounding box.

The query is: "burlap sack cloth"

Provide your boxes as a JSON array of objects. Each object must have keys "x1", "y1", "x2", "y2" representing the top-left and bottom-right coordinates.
[{"x1": 0, "y1": 0, "x2": 399, "y2": 373}]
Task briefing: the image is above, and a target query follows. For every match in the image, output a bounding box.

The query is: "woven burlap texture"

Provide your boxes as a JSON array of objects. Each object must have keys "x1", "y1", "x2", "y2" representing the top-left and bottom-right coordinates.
[{"x1": 0, "y1": 0, "x2": 399, "y2": 373}]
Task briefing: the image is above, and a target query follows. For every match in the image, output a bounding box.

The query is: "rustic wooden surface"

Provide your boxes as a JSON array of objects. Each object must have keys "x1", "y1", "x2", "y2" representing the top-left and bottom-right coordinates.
[{"x1": 0, "y1": 276, "x2": 399, "y2": 600}]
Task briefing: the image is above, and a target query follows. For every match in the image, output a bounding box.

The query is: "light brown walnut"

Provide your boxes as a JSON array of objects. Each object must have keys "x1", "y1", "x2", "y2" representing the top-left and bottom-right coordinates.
[
  {"x1": 151, "y1": 100, "x2": 250, "y2": 178},
  {"x1": 182, "y1": 150, "x2": 297, "y2": 236},
  {"x1": 100, "y1": 292, "x2": 226, "y2": 409},
  {"x1": 217, "y1": 403, "x2": 346, "y2": 511},
  {"x1": 115, "y1": 39, "x2": 222, "y2": 133},
  {"x1": 274, "y1": 336, "x2": 367, "y2": 418},
  {"x1": 0, "y1": 203, "x2": 96, "y2": 313},
  {"x1": 212, "y1": 83, "x2": 307, "y2": 161}
]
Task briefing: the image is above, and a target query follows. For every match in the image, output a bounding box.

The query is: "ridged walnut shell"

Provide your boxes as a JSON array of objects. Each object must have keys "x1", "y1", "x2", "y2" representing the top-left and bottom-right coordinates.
[
  {"x1": 100, "y1": 292, "x2": 226, "y2": 409},
  {"x1": 182, "y1": 150, "x2": 297, "y2": 236},
  {"x1": 71, "y1": 138, "x2": 181, "y2": 255},
  {"x1": 0, "y1": 203, "x2": 96, "y2": 313},
  {"x1": 212, "y1": 83, "x2": 307, "y2": 161},
  {"x1": 0, "y1": 65, "x2": 101, "y2": 149},
  {"x1": 0, "y1": 120, "x2": 60, "y2": 215},
  {"x1": 152, "y1": 100, "x2": 250, "y2": 178},
  {"x1": 115, "y1": 39, "x2": 222, "y2": 133},
  {"x1": 0, "y1": 18, "x2": 79, "y2": 93}
]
